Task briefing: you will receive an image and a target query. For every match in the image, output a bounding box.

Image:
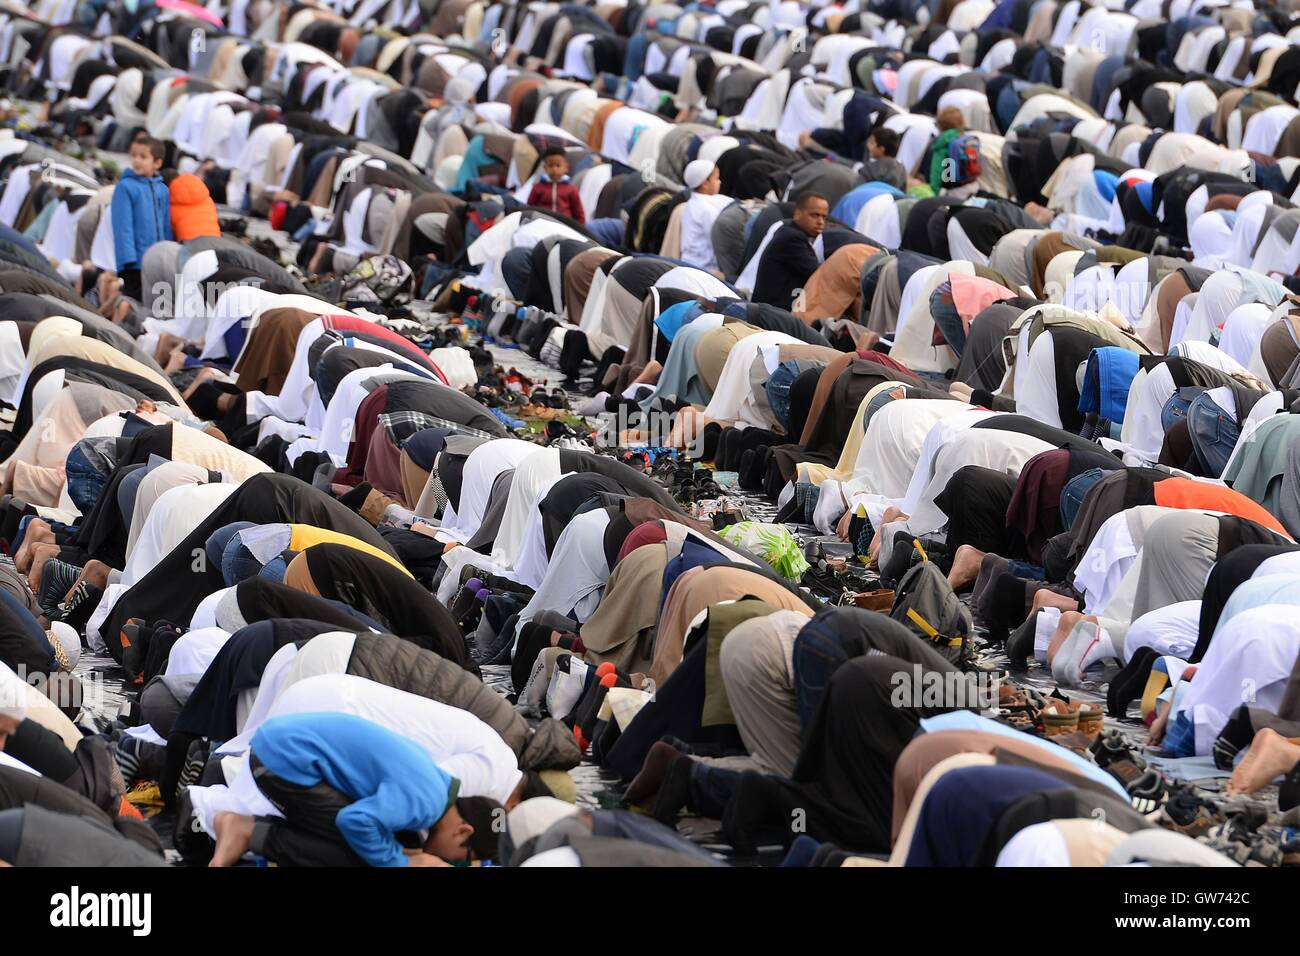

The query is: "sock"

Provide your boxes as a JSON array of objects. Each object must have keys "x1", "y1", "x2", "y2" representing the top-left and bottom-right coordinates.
[
  {"x1": 545, "y1": 653, "x2": 589, "y2": 720},
  {"x1": 1005, "y1": 610, "x2": 1041, "y2": 667},
  {"x1": 1211, "y1": 706, "x2": 1254, "y2": 771},
  {"x1": 972, "y1": 554, "x2": 1010, "y2": 621},
  {"x1": 1033, "y1": 607, "x2": 1062, "y2": 662},
  {"x1": 1140, "y1": 669, "x2": 1171, "y2": 725},
  {"x1": 1051, "y1": 618, "x2": 1116, "y2": 686},
  {"x1": 1106, "y1": 646, "x2": 1158, "y2": 718}
]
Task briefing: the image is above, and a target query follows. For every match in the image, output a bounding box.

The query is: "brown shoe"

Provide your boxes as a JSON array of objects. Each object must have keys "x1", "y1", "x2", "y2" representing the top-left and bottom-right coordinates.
[
  {"x1": 1077, "y1": 702, "x2": 1103, "y2": 741},
  {"x1": 851, "y1": 589, "x2": 895, "y2": 612},
  {"x1": 1043, "y1": 700, "x2": 1079, "y2": 737}
]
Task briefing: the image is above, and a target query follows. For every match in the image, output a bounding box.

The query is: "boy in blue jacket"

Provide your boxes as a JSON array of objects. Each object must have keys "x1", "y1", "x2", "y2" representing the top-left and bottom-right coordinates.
[
  {"x1": 111, "y1": 134, "x2": 172, "y2": 303},
  {"x1": 208, "y1": 713, "x2": 487, "y2": 868}
]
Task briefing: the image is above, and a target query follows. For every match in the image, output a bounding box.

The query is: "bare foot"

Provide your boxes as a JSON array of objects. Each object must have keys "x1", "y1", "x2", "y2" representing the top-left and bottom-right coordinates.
[
  {"x1": 1227, "y1": 728, "x2": 1300, "y2": 795},
  {"x1": 836, "y1": 506, "x2": 855, "y2": 542},
  {"x1": 25, "y1": 544, "x2": 63, "y2": 593},
  {"x1": 1031, "y1": 587, "x2": 1080, "y2": 614},
  {"x1": 1148, "y1": 703, "x2": 1170, "y2": 747},
  {"x1": 308, "y1": 243, "x2": 329, "y2": 274},
  {"x1": 947, "y1": 544, "x2": 986, "y2": 591},
  {"x1": 182, "y1": 367, "x2": 220, "y2": 400},
  {"x1": 15, "y1": 519, "x2": 54, "y2": 572},
  {"x1": 632, "y1": 360, "x2": 662, "y2": 387},
  {"x1": 880, "y1": 506, "x2": 908, "y2": 526},
  {"x1": 209, "y1": 812, "x2": 256, "y2": 867},
  {"x1": 66, "y1": 559, "x2": 111, "y2": 601},
  {"x1": 1024, "y1": 202, "x2": 1055, "y2": 226}
]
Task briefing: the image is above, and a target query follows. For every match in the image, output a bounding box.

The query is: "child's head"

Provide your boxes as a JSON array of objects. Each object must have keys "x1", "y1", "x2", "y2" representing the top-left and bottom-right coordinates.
[
  {"x1": 937, "y1": 107, "x2": 965, "y2": 133},
  {"x1": 541, "y1": 147, "x2": 570, "y2": 182},
  {"x1": 868, "y1": 128, "x2": 900, "y2": 159},
  {"x1": 129, "y1": 135, "x2": 166, "y2": 177},
  {"x1": 683, "y1": 159, "x2": 721, "y2": 196},
  {"x1": 423, "y1": 797, "x2": 502, "y2": 863}
]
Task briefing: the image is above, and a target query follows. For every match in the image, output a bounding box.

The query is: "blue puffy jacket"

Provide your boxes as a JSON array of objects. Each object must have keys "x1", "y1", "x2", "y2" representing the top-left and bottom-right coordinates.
[{"x1": 110, "y1": 169, "x2": 172, "y2": 270}]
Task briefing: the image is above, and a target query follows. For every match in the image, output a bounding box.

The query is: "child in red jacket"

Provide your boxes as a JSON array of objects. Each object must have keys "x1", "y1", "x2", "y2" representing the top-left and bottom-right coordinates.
[{"x1": 526, "y1": 148, "x2": 585, "y2": 224}]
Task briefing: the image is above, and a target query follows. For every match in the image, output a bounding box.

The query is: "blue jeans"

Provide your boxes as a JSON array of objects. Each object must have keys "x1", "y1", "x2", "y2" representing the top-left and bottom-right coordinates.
[
  {"x1": 64, "y1": 443, "x2": 109, "y2": 515},
  {"x1": 1059, "y1": 468, "x2": 1106, "y2": 531},
  {"x1": 791, "y1": 622, "x2": 850, "y2": 738},
  {"x1": 207, "y1": 522, "x2": 256, "y2": 582},
  {"x1": 1161, "y1": 710, "x2": 1196, "y2": 758},
  {"x1": 930, "y1": 284, "x2": 966, "y2": 355},
  {"x1": 1160, "y1": 387, "x2": 1206, "y2": 433},
  {"x1": 221, "y1": 531, "x2": 289, "y2": 586},
  {"x1": 765, "y1": 360, "x2": 806, "y2": 432},
  {"x1": 1186, "y1": 392, "x2": 1241, "y2": 478}
]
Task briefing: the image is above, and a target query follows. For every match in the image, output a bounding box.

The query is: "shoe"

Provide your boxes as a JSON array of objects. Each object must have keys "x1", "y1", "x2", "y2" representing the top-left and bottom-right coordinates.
[
  {"x1": 850, "y1": 589, "x2": 895, "y2": 612},
  {"x1": 1042, "y1": 699, "x2": 1079, "y2": 737},
  {"x1": 118, "y1": 618, "x2": 148, "y2": 683}
]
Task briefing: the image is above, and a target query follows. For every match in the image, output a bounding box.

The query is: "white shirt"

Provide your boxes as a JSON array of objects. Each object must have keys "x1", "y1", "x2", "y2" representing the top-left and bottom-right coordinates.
[
  {"x1": 255, "y1": 673, "x2": 523, "y2": 803},
  {"x1": 680, "y1": 191, "x2": 733, "y2": 272}
]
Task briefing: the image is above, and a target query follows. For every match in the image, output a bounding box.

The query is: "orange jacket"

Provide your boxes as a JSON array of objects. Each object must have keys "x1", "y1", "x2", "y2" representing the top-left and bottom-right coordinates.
[{"x1": 169, "y1": 174, "x2": 220, "y2": 241}]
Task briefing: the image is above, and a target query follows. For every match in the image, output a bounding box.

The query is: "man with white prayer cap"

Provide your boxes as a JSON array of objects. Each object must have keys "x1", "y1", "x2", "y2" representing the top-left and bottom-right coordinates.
[{"x1": 679, "y1": 159, "x2": 732, "y2": 276}]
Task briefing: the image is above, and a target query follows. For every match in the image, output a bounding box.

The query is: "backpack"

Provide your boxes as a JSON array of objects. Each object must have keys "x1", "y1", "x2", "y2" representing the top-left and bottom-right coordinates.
[
  {"x1": 889, "y1": 547, "x2": 975, "y2": 668},
  {"x1": 947, "y1": 133, "x2": 981, "y2": 186}
]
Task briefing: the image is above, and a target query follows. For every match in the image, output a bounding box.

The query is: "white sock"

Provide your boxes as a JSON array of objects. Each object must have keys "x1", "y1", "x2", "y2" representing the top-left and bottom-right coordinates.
[
  {"x1": 546, "y1": 653, "x2": 589, "y2": 719},
  {"x1": 580, "y1": 392, "x2": 609, "y2": 417},
  {"x1": 1033, "y1": 607, "x2": 1062, "y2": 662},
  {"x1": 1051, "y1": 619, "x2": 1117, "y2": 687}
]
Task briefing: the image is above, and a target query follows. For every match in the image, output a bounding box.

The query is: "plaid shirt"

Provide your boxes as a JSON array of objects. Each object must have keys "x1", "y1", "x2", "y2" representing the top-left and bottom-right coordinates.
[{"x1": 378, "y1": 411, "x2": 498, "y2": 445}]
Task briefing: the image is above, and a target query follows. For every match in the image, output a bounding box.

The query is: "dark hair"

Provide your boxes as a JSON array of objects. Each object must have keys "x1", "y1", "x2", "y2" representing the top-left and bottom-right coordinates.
[
  {"x1": 542, "y1": 147, "x2": 569, "y2": 161},
  {"x1": 794, "y1": 191, "x2": 829, "y2": 211},
  {"x1": 132, "y1": 135, "x2": 166, "y2": 164},
  {"x1": 869, "y1": 128, "x2": 900, "y2": 157},
  {"x1": 456, "y1": 796, "x2": 504, "y2": 862}
]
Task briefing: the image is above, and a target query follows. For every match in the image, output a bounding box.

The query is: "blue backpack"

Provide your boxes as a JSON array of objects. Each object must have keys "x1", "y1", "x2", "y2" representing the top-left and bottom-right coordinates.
[{"x1": 947, "y1": 133, "x2": 982, "y2": 185}]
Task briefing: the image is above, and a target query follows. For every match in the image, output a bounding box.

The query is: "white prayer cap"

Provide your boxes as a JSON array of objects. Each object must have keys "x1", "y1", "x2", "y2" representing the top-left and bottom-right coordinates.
[
  {"x1": 445, "y1": 76, "x2": 476, "y2": 105},
  {"x1": 683, "y1": 159, "x2": 716, "y2": 190},
  {"x1": 506, "y1": 797, "x2": 580, "y2": 847},
  {"x1": 49, "y1": 622, "x2": 80, "y2": 672}
]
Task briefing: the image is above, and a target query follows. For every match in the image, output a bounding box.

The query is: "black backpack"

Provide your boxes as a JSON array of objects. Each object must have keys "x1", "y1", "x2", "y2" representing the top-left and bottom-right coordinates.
[{"x1": 890, "y1": 547, "x2": 975, "y2": 668}]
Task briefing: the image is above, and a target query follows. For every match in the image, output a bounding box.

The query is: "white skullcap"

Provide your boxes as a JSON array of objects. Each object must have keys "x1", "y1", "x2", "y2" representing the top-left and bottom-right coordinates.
[
  {"x1": 506, "y1": 797, "x2": 580, "y2": 847},
  {"x1": 444, "y1": 76, "x2": 476, "y2": 106},
  {"x1": 49, "y1": 622, "x2": 80, "y2": 672},
  {"x1": 683, "y1": 159, "x2": 716, "y2": 190},
  {"x1": 435, "y1": 155, "x2": 463, "y2": 190}
]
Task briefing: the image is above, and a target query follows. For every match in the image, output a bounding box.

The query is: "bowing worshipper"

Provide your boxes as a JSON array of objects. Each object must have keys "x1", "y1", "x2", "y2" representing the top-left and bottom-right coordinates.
[
  {"x1": 281, "y1": 544, "x2": 473, "y2": 669},
  {"x1": 195, "y1": 712, "x2": 496, "y2": 867},
  {"x1": 620, "y1": 607, "x2": 976, "y2": 853},
  {"x1": 750, "y1": 193, "x2": 831, "y2": 311},
  {"x1": 98, "y1": 472, "x2": 397, "y2": 654},
  {"x1": 225, "y1": 674, "x2": 538, "y2": 807},
  {"x1": 498, "y1": 796, "x2": 720, "y2": 866},
  {"x1": 227, "y1": 629, "x2": 582, "y2": 772},
  {"x1": 678, "y1": 159, "x2": 733, "y2": 277}
]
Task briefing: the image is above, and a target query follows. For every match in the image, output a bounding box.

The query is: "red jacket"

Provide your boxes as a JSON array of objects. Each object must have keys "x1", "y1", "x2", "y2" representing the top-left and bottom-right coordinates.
[{"x1": 526, "y1": 178, "x2": 585, "y2": 224}]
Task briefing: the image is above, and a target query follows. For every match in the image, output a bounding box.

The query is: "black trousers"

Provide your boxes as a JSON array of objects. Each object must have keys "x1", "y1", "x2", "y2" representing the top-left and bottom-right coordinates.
[{"x1": 248, "y1": 753, "x2": 368, "y2": 867}]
